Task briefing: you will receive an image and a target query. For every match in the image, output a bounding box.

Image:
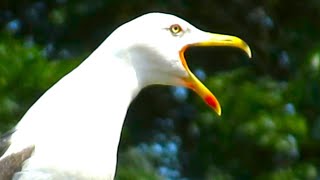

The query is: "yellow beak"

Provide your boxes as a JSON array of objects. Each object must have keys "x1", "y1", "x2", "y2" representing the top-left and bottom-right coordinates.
[{"x1": 179, "y1": 32, "x2": 252, "y2": 116}]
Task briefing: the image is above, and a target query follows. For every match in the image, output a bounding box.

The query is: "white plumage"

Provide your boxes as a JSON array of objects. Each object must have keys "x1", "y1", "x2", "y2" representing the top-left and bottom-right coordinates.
[{"x1": 0, "y1": 12, "x2": 251, "y2": 179}]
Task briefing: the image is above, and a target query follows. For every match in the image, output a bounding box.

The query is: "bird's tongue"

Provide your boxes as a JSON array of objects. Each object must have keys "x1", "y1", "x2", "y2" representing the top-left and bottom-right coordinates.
[{"x1": 179, "y1": 46, "x2": 221, "y2": 116}]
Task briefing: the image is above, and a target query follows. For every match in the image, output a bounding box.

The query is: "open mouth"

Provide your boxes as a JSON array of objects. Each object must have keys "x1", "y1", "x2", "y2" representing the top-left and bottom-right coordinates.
[{"x1": 179, "y1": 33, "x2": 252, "y2": 115}]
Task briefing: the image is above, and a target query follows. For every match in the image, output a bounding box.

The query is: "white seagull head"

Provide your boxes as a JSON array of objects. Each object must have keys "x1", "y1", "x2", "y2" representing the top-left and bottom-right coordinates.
[{"x1": 106, "y1": 12, "x2": 251, "y2": 115}]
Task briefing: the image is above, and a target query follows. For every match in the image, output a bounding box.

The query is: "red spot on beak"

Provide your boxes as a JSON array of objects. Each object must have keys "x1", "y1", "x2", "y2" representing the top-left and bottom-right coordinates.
[{"x1": 205, "y1": 95, "x2": 218, "y2": 109}]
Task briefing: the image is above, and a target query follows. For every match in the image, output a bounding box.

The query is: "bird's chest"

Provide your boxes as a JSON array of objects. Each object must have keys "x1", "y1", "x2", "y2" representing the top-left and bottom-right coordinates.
[
  {"x1": 17, "y1": 148, "x2": 117, "y2": 180},
  {"x1": 17, "y1": 126, "x2": 120, "y2": 180}
]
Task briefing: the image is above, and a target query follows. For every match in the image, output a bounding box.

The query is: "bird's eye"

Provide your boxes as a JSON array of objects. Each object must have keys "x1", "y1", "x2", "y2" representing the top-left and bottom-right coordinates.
[{"x1": 169, "y1": 24, "x2": 183, "y2": 35}]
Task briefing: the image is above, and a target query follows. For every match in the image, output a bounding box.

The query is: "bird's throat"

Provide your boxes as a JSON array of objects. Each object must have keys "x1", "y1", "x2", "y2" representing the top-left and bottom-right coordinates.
[{"x1": 7, "y1": 52, "x2": 141, "y2": 179}]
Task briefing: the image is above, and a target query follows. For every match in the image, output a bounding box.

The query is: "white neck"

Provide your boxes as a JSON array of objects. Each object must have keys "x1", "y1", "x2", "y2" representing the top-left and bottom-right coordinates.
[{"x1": 5, "y1": 41, "x2": 141, "y2": 179}]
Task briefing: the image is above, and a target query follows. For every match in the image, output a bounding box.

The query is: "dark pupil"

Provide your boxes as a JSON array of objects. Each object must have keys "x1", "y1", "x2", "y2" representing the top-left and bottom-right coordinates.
[{"x1": 173, "y1": 26, "x2": 179, "y2": 31}]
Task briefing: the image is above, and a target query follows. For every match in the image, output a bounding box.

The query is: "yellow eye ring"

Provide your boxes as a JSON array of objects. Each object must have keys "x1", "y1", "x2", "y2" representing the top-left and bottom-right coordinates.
[{"x1": 169, "y1": 24, "x2": 183, "y2": 35}]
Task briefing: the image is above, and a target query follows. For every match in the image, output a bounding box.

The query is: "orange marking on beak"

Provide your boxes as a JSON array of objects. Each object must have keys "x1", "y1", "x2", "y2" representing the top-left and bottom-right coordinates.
[{"x1": 205, "y1": 95, "x2": 219, "y2": 110}]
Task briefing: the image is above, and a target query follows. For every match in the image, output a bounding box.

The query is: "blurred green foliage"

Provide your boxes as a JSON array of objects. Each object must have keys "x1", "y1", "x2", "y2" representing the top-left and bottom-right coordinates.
[
  {"x1": 0, "y1": 33, "x2": 80, "y2": 131},
  {"x1": 0, "y1": 0, "x2": 319, "y2": 179}
]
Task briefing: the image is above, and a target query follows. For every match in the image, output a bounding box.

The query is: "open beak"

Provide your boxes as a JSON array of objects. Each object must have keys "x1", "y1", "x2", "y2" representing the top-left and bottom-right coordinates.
[{"x1": 179, "y1": 32, "x2": 252, "y2": 116}]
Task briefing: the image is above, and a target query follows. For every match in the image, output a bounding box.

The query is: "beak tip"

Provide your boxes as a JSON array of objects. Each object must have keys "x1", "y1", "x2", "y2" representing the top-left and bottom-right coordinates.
[
  {"x1": 242, "y1": 42, "x2": 252, "y2": 59},
  {"x1": 217, "y1": 110, "x2": 221, "y2": 116},
  {"x1": 247, "y1": 48, "x2": 252, "y2": 59},
  {"x1": 215, "y1": 106, "x2": 221, "y2": 116}
]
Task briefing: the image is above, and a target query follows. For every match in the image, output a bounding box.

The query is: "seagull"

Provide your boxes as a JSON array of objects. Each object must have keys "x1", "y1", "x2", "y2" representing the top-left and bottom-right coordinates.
[{"x1": 0, "y1": 12, "x2": 251, "y2": 180}]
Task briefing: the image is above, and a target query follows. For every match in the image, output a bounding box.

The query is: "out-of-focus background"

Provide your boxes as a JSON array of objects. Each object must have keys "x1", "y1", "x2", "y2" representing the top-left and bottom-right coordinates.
[{"x1": 0, "y1": 1, "x2": 319, "y2": 179}]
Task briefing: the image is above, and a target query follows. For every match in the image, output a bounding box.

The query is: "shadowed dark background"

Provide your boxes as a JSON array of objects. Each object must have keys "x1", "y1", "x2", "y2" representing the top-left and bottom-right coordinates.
[{"x1": 0, "y1": 0, "x2": 319, "y2": 179}]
